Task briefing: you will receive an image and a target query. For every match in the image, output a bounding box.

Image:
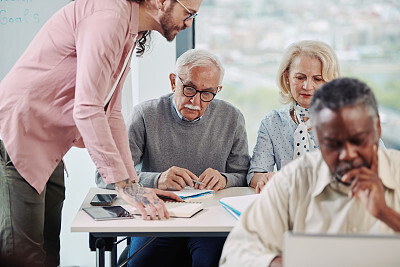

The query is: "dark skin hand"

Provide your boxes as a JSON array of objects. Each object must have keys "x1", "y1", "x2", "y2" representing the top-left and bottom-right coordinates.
[
  {"x1": 270, "y1": 256, "x2": 282, "y2": 267},
  {"x1": 341, "y1": 145, "x2": 400, "y2": 232}
]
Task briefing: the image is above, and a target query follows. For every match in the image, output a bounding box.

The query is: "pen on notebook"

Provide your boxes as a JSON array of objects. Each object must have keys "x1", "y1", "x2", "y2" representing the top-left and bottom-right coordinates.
[
  {"x1": 156, "y1": 194, "x2": 185, "y2": 202},
  {"x1": 192, "y1": 179, "x2": 204, "y2": 185},
  {"x1": 165, "y1": 179, "x2": 204, "y2": 191}
]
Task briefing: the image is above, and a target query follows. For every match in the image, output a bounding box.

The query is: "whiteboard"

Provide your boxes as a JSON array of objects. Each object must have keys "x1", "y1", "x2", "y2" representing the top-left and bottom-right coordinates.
[{"x1": 0, "y1": 0, "x2": 70, "y2": 80}]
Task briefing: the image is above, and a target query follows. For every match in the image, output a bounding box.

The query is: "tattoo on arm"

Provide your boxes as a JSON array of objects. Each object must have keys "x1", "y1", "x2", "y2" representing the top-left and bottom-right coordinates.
[
  {"x1": 142, "y1": 198, "x2": 150, "y2": 205},
  {"x1": 118, "y1": 180, "x2": 152, "y2": 204}
]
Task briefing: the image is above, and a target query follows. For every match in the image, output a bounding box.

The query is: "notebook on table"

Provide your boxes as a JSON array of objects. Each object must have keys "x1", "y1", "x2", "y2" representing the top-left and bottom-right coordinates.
[
  {"x1": 283, "y1": 232, "x2": 400, "y2": 267},
  {"x1": 219, "y1": 194, "x2": 258, "y2": 220},
  {"x1": 173, "y1": 187, "x2": 214, "y2": 201},
  {"x1": 123, "y1": 202, "x2": 203, "y2": 218}
]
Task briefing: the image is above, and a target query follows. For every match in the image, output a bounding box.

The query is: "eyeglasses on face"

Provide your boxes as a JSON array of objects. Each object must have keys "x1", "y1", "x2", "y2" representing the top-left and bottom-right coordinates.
[
  {"x1": 176, "y1": 75, "x2": 218, "y2": 102},
  {"x1": 176, "y1": 0, "x2": 198, "y2": 21}
]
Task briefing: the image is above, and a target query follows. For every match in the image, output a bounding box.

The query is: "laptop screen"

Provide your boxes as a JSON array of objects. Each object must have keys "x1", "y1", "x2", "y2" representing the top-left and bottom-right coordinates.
[{"x1": 283, "y1": 232, "x2": 400, "y2": 267}]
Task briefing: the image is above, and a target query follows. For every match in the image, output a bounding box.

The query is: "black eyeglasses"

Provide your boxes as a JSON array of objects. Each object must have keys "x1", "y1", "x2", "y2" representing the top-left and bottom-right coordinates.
[
  {"x1": 176, "y1": 0, "x2": 198, "y2": 21},
  {"x1": 177, "y1": 75, "x2": 218, "y2": 102}
]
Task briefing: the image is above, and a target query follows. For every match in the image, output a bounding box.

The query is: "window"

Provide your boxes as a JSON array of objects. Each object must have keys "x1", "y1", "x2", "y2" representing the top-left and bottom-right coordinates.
[{"x1": 196, "y1": 0, "x2": 400, "y2": 150}]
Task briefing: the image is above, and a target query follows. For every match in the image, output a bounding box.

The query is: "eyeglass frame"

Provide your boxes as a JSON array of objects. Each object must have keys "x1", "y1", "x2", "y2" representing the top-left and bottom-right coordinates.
[
  {"x1": 176, "y1": 75, "x2": 219, "y2": 102},
  {"x1": 176, "y1": 0, "x2": 198, "y2": 21}
]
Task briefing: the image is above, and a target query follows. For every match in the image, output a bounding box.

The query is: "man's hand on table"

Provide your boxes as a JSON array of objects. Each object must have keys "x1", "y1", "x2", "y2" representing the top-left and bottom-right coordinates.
[
  {"x1": 195, "y1": 168, "x2": 226, "y2": 191},
  {"x1": 158, "y1": 166, "x2": 205, "y2": 191}
]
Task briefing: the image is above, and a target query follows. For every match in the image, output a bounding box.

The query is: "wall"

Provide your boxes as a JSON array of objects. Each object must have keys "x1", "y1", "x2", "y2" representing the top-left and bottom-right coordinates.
[{"x1": 0, "y1": 0, "x2": 70, "y2": 79}]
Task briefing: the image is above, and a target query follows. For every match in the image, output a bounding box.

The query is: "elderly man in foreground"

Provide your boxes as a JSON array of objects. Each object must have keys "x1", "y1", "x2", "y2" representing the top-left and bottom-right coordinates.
[{"x1": 220, "y1": 77, "x2": 400, "y2": 267}]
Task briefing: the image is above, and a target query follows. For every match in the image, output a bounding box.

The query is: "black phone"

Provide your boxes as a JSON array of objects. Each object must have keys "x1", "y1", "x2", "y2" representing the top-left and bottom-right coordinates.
[{"x1": 90, "y1": 194, "x2": 117, "y2": 206}]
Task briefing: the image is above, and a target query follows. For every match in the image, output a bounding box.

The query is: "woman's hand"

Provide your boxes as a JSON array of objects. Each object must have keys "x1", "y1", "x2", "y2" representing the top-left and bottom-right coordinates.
[{"x1": 250, "y1": 172, "x2": 276, "y2": 193}]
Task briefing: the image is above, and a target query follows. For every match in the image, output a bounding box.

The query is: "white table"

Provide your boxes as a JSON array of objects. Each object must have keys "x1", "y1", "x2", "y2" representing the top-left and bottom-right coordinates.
[{"x1": 71, "y1": 187, "x2": 255, "y2": 267}]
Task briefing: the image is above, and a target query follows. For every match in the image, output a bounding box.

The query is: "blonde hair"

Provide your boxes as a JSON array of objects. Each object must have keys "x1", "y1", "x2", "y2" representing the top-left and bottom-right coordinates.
[{"x1": 277, "y1": 40, "x2": 341, "y2": 104}]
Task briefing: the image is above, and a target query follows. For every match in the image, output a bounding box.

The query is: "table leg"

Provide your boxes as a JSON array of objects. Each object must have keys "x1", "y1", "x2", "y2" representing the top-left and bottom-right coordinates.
[
  {"x1": 95, "y1": 238, "x2": 105, "y2": 267},
  {"x1": 111, "y1": 241, "x2": 118, "y2": 267},
  {"x1": 90, "y1": 234, "x2": 118, "y2": 266}
]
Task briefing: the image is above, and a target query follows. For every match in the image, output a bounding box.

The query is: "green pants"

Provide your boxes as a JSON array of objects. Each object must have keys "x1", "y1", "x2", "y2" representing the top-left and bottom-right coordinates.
[{"x1": 0, "y1": 140, "x2": 65, "y2": 267}]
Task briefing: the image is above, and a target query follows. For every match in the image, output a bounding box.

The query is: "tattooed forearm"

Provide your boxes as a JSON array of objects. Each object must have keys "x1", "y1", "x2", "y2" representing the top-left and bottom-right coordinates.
[{"x1": 116, "y1": 180, "x2": 155, "y2": 204}]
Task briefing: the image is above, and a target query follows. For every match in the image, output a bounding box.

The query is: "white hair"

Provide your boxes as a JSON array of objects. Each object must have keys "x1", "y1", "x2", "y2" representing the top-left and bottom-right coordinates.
[{"x1": 175, "y1": 49, "x2": 225, "y2": 84}]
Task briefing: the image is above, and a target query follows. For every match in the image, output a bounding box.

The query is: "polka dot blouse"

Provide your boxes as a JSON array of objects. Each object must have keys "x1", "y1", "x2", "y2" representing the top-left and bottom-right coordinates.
[{"x1": 246, "y1": 106, "x2": 319, "y2": 185}]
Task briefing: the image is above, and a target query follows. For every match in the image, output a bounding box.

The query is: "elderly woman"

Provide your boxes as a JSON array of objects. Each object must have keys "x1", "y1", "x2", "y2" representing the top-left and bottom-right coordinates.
[{"x1": 248, "y1": 40, "x2": 340, "y2": 193}]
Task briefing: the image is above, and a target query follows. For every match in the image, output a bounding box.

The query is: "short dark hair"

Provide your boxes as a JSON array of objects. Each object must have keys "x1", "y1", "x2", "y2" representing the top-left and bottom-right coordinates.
[{"x1": 310, "y1": 78, "x2": 379, "y2": 121}]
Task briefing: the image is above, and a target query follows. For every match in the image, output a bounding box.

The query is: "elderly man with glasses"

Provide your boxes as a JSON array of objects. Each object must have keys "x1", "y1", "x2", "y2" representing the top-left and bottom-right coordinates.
[{"x1": 97, "y1": 49, "x2": 250, "y2": 266}]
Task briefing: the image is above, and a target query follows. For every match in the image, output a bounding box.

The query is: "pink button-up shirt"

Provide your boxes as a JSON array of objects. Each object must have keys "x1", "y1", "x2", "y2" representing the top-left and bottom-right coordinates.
[{"x1": 0, "y1": 0, "x2": 139, "y2": 193}]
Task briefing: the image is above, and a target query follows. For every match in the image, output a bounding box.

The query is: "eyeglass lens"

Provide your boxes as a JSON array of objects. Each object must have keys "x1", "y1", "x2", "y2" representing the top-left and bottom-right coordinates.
[{"x1": 183, "y1": 87, "x2": 214, "y2": 102}]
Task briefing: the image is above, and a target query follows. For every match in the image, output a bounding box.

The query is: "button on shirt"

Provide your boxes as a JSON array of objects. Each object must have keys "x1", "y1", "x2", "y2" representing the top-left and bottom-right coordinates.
[
  {"x1": 0, "y1": 0, "x2": 139, "y2": 193},
  {"x1": 220, "y1": 149, "x2": 400, "y2": 267}
]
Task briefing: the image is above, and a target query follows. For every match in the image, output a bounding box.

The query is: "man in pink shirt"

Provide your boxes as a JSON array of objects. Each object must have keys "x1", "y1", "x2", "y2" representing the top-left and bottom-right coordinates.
[{"x1": 0, "y1": 0, "x2": 203, "y2": 265}]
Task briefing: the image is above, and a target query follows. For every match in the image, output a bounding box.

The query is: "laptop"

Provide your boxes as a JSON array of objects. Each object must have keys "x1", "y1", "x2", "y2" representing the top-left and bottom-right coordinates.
[{"x1": 283, "y1": 232, "x2": 400, "y2": 267}]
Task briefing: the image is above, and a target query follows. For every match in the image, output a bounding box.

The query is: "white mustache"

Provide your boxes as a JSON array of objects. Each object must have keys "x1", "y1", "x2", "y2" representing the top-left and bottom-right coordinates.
[{"x1": 184, "y1": 104, "x2": 201, "y2": 110}]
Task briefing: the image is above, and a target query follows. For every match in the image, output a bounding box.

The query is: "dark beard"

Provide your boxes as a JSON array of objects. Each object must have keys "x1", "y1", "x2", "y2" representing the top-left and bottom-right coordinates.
[
  {"x1": 333, "y1": 161, "x2": 368, "y2": 186},
  {"x1": 160, "y1": 6, "x2": 186, "y2": 41}
]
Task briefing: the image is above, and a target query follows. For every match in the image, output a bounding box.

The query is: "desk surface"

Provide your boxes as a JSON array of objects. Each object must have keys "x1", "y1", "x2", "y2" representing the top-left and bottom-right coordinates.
[{"x1": 71, "y1": 187, "x2": 255, "y2": 235}]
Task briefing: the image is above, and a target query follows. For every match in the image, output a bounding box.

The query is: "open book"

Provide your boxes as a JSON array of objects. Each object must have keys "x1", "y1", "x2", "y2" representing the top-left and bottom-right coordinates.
[
  {"x1": 219, "y1": 194, "x2": 258, "y2": 220},
  {"x1": 122, "y1": 202, "x2": 203, "y2": 218}
]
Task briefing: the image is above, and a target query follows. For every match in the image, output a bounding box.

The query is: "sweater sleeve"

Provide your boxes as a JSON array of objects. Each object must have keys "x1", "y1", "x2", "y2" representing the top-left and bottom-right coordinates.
[{"x1": 127, "y1": 105, "x2": 162, "y2": 188}]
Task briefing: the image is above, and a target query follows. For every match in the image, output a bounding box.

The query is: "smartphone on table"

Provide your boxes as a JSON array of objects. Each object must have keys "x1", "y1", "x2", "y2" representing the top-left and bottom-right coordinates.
[
  {"x1": 83, "y1": 206, "x2": 134, "y2": 220},
  {"x1": 90, "y1": 194, "x2": 117, "y2": 206}
]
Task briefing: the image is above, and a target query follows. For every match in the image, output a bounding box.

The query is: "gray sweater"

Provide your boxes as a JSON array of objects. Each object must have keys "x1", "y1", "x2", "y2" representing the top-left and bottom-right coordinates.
[{"x1": 96, "y1": 93, "x2": 250, "y2": 188}]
